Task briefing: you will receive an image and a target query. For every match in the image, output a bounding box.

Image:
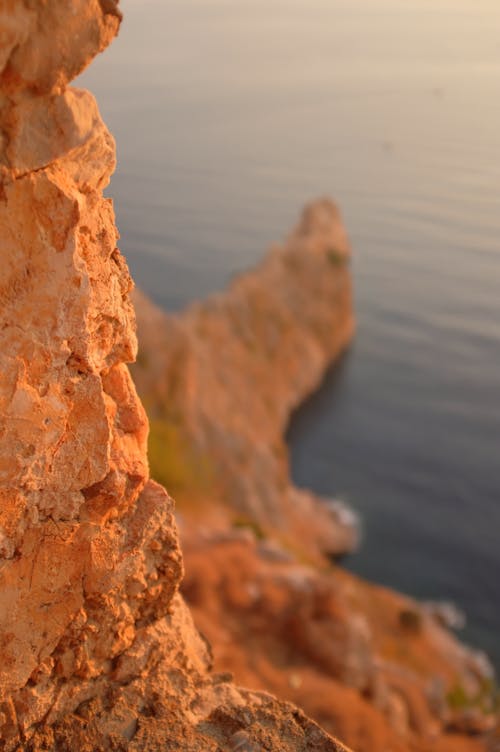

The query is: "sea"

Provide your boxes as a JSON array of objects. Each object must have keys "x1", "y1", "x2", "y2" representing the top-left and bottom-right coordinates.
[{"x1": 79, "y1": 0, "x2": 500, "y2": 669}]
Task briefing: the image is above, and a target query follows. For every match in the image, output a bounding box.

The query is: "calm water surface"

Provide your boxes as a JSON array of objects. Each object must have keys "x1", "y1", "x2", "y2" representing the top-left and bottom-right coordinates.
[{"x1": 80, "y1": 0, "x2": 500, "y2": 666}]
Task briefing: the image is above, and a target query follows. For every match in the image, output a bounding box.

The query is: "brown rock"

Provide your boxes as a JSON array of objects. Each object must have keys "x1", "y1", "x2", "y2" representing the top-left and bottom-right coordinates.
[
  {"x1": 0, "y1": 3, "x2": 350, "y2": 751},
  {"x1": 0, "y1": 1, "x2": 120, "y2": 95},
  {"x1": 1, "y1": 3, "x2": 495, "y2": 752},
  {"x1": 132, "y1": 198, "x2": 357, "y2": 559},
  {"x1": 181, "y1": 530, "x2": 496, "y2": 752}
]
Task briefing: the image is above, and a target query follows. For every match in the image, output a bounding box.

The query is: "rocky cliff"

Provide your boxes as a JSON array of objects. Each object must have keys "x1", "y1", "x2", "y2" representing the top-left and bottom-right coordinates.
[
  {"x1": 131, "y1": 209, "x2": 498, "y2": 752},
  {"x1": 0, "y1": 4, "x2": 348, "y2": 751},
  {"x1": 132, "y1": 200, "x2": 358, "y2": 560}
]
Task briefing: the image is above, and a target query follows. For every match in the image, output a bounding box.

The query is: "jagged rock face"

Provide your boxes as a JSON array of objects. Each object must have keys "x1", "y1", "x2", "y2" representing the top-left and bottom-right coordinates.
[
  {"x1": 0, "y1": 5, "x2": 349, "y2": 751},
  {"x1": 0, "y1": 0, "x2": 120, "y2": 97},
  {"x1": 0, "y1": 0, "x2": 179, "y2": 736}
]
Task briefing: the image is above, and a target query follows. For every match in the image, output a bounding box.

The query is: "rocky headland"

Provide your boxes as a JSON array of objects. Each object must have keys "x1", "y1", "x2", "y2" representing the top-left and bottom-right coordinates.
[
  {"x1": 132, "y1": 199, "x2": 358, "y2": 561},
  {"x1": 132, "y1": 205, "x2": 498, "y2": 752},
  {"x1": 0, "y1": 3, "x2": 498, "y2": 752}
]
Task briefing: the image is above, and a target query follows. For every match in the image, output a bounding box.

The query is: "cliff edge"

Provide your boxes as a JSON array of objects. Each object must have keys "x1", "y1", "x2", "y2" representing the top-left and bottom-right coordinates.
[
  {"x1": 132, "y1": 199, "x2": 357, "y2": 560},
  {"x1": 131, "y1": 209, "x2": 498, "y2": 751}
]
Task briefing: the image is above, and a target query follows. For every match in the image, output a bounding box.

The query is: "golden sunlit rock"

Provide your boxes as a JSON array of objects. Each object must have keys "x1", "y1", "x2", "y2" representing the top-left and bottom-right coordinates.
[
  {"x1": 0, "y1": 3, "x2": 349, "y2": 751},
  {"x1": 0, "y1": 3, "x2": 496, "y2": 752}
]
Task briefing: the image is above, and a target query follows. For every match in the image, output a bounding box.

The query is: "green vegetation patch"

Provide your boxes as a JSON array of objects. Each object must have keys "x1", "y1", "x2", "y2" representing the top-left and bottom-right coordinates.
[
  {"x1": 447, "y1": 683, "x2": 469, "y2": 711},
  {"x1": 148, "y1": 418, "x2": 214, "y2": 504},
  {"x1": 447, "y1": 678, "x2": 500, "y2": 714},
  {"x1": 232, "y1": 517, "x2": 265, "y2": 541},
  {"x1": 327, "y1": 248, "x2": 347, "y2": 267}
]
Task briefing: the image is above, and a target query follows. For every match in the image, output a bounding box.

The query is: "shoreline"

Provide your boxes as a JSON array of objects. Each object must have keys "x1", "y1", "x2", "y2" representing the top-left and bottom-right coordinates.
[{"x1": 131, "y1": 200, "x2": 498, "y2": 750}]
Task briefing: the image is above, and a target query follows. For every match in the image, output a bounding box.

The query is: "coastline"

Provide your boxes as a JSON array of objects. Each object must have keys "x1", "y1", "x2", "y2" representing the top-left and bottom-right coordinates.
[
  {"x1": 131, "y1": 201, "x2": 498, "y2": 751},
  {"x1": 2, "y1": 2, "x2": 498, "y2": 748}
]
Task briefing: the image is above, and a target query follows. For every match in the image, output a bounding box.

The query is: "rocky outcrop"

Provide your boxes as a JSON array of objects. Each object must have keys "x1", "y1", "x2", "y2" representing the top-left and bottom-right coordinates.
[
  {"x1": 179, "y1": 522, "x2": 496, "y2": 752},
  {"x1": 131, "y1": 213, "x2": 498, "y2": 749},
  {"x1": 132, "y1": 200, "x2": 358, "y2": 559},
  {"x1": 1, "y1": 3, "x2": 497, "y2": 751},
  {"x1": 0, "y1": 4, "x2": 348, "y2": 751}
]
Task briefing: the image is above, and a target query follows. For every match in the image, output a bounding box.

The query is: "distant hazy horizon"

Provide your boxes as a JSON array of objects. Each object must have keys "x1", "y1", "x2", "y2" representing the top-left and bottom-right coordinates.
[{"x1": 80, "y1": 0, "x2": 500, "y2": 666}]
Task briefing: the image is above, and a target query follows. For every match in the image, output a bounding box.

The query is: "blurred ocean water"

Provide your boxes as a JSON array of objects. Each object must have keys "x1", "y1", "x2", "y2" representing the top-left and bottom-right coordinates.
[{"x1": 79, "y1": 0, "x2": 500, "y2": 666}]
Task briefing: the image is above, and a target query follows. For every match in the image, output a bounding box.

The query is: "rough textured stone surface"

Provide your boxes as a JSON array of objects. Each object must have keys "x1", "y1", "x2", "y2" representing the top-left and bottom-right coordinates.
[
  {"x1": 0, "y1": 4, "x2": 349, "y2": 751},
  {"x1": 0, "y1": 3, "x2": 150, "y2": 713},
  {"x1": 0, "y1": 0, "x2": 121, "y2": 96},
  {"x1": 1, "y1": 3, "x2": 497, "y2": 751}
]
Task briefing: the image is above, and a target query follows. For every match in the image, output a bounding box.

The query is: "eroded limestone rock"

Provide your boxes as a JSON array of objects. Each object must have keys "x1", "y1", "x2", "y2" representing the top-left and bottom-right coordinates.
[{"x1": 0, "y1": 3, "x2": 349, "y2": 751}]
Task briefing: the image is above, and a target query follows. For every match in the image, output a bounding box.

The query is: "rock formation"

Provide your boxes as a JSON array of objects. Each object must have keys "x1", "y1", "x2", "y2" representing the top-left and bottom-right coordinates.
[
  {"x1": 0, "y1": 4, "x2": 349, "y2": 750},
  {"x1": 182, "y1": 530, "x2": 496, "y2": 752},
  {"x1": 132, "y1": 200, "x2": 358, "y2": 560},
  {"x1": 131, "y1": 209, "x2": 499, "y2": 751}
]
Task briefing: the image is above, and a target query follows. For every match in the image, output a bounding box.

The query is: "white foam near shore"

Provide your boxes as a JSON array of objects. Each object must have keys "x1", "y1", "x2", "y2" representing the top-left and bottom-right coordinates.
[
  {"x1": 423, "y1": 600, "x2": 466, "y2": 631},
  {"x1": 324, "y1": 497, "x2": 361, "y2": 551}
]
